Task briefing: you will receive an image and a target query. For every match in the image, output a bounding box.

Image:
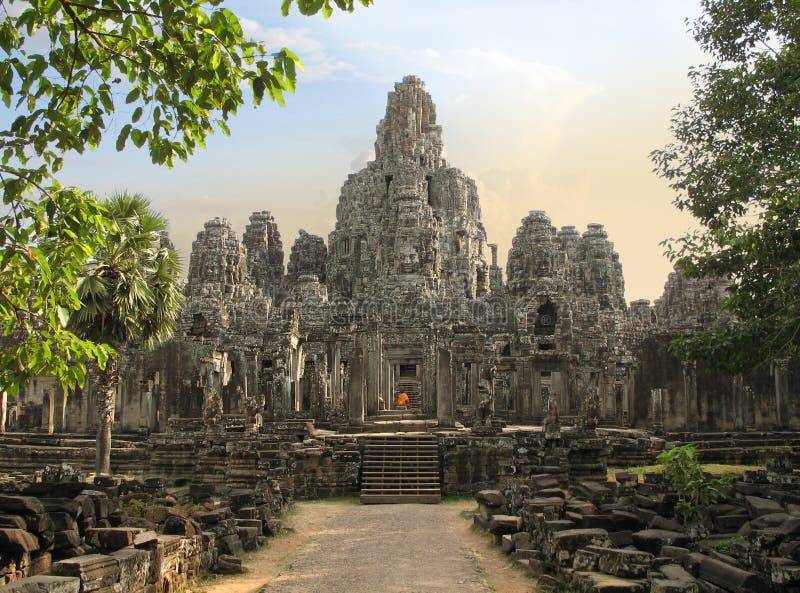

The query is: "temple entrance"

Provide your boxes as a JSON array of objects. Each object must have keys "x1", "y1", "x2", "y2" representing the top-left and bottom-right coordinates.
[{"x1": 381, "y1": 360, "x2": 422, "y2": 412}]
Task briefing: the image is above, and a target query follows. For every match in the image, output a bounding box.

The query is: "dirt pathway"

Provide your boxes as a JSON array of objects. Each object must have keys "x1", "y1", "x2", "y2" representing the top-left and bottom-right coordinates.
[{"x1": 196, "y1": 499, "x2": 536, "y2": 593}]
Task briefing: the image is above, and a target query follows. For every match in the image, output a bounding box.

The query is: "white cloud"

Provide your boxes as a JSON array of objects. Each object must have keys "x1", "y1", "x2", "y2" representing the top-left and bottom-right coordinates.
[{"x1": 239, "y1": 19, "x2": 356, "y2": 82}]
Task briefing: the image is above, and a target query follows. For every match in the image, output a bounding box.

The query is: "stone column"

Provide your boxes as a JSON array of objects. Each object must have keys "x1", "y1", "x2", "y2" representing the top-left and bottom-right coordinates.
[
  {"x1": 45, "y1": 387, "x2": 55, "y2": 434},
  {"x1": 470, "y1": 362, "x2": 480, "y2": 418},
  {"x1": 365, "y1": 331, "x2": 380, "y2": 417},
  {"x1": 330, "y1": 342, "x2": 341, "y2": 410},
  {"x1": 774, "y1": 358, "x2": 789, "y2": 428},
  {"x1": 682, "y1": 361, "x2": 698, "y2": 431},
  {"x1": 437, "y1": 348, "x2": 454, "y2": 427},
  {"x1": 348, "y1": 340, "x2": 365, "y2": 430}
]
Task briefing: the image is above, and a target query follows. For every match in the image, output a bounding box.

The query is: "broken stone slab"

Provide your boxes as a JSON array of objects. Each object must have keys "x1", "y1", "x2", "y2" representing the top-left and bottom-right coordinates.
[
  {"x1": 609, "y1": 530, "x2": 634, "y2": 547},
  {"x1": 523, "y1": 497, "x2": 565, "y2": 520},
  {"x1": 682, "y1": 552, "x2": 767, "y2": 593},
  {"x1": 631, "y1": 529, "x2": 690, "y2": 555},
  {"x1": 53, "y1": 530, "x2": 81, "y2": 550},
  {"x1": 649, "y1": 515, "x2": 685, "y2": 533},
  {"x1": 236, "y1": 526, "x2": 259, "y2": 551},
  {"x1": 217, "y1": 534, "x2": 243, "y2": 556},
  {"x1": 198, "y1": 508, "x2": 232, "y2": 525},
  {"x1": 488, "y1": 515, "x2": 523, "y2": 536},
  {"x1": 0, "y1": 575, "x2": 81, "y2": 593},
  {"x1": 744, "y1": 495, "x2": 784, "y2": 519},
  {"x1": 132, "y1": 530, "x2": 158, "y2": 549},
  {"x1": 110, "y1": 548, "x2": 150, "y2": 592},
  {"x1": 0, "y1": 497, "x2": 46, "y2": 516},
  {"x1": 49, "y1": 513, "x2": 77, "y2": 533},
  {"x1": 39, "y1": 500, "x2": 80, "y2": 518},
  {"x1": 571, "y1": 570, "x2": 647, "y2": 593},
  {"x1": 551, "y1": 528, "x2": 612, "y2": 567},
  {"x1": 216, "y1": 553, "x2": 243, "y2": 575},
  {"x1": 29, "y1": 552, "x2": 51, "y2": 576},
  {"x1": 52, "y1": 554, "x2": 120, "y2": 591},
  {"x1": 475, "y1": 490, "x2": 505, "y2": 507},
  {"x1": 750, "y1": 555, "x2": 800, "y2": 586},
  {"x1": 567, "y1": 501, "x2": 598, "y2": 516},
  {"x1": 596, "y1": 547, "x2": 655, "y2": 579},
  {"x1": 531, "y1": 475, "x2": 560, "y2": 491},
  {"x1": 0, "y1": 515, "x2": 26, "y2": 530},
  {"x1": 84, "y1": 527, "x2": 143, "y2": 552},
  {"x1": 0, "y1": 528, "x2": 40, "y2": 553},
  {"x1": 163, "y1": 515, "x2": 201, "y2": 537},
  {"x1": 650, "y1": 577, "x2": 699, "y2": 593},
  {"x1": 574, "y1": 547, "x2": 601, "y2": 571}
]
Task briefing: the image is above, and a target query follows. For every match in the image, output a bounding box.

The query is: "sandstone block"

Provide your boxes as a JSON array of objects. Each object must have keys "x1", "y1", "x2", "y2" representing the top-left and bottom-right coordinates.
[
  {"x1": 0, "y1": 529, "x2": 39, "y2": 554},
  {"x1": 631, "y1": 529, "x2": 689, "y2": 555},
  {"x1": 52, "y1": 554, "x2": 120, "y2": 592},
  {"x1": 84, "y1": 528, "x2": 143, "y2": 552},
  {"x1": 0, "y1": 575, "x2": 81, "y2": 593}
]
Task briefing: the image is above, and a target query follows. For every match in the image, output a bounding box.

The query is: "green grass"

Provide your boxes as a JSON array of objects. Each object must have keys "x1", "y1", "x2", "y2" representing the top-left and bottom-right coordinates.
[{"x1": 608, "y1": 463, "x2": 763, "y2": 481}]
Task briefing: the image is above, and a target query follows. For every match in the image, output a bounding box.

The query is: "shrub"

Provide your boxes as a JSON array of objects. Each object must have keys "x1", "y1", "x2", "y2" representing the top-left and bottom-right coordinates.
[{"x1": 657, "y1": 444, "x2": 735, "y2": 522}]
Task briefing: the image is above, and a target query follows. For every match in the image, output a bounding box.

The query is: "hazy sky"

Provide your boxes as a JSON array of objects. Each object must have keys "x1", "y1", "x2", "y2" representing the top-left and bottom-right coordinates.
[{"x1": 57, "y1": 0, "x2": 707, "y2": 302}]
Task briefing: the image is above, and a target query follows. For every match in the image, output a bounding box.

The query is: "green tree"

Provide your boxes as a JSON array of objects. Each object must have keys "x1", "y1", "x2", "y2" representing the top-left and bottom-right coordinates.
[
  {"x1": 0, "y1": 0, "x2": 371, "y2": 397},
  {"x1": 69, "y1": 192, "x2": 184, "y2": 474},
  {"x1": 652, "y1": 0, "x2": 800, "y2": 373}
]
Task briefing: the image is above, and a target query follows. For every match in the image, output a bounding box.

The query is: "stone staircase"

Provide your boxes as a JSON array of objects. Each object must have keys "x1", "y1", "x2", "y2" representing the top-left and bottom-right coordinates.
[
  {"x1": 360, "y1": 434, "x2": 441, "y2": 504},
  {"x1": 667, "y1": 431, "x2": 800, "y2": 465}
]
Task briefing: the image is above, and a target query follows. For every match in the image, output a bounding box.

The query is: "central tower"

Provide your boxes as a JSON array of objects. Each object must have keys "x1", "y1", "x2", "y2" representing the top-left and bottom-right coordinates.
[{"x1": 326, "y1": 75, "x2": 490, "y2": 301}]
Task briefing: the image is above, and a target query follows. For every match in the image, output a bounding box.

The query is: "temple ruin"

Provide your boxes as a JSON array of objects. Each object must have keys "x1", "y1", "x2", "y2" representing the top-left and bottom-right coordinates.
[{"x1": 5, "y1": 75, "x2": 799, "y2": 438}]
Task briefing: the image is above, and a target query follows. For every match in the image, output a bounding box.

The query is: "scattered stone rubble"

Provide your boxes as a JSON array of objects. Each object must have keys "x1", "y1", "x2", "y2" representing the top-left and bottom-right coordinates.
[
  {"x1": 0, "y1": 472, "x2": 289, "y2": 591},
  {"x1": 473, "y1": 455, "x2": 800, "y2": 593}
]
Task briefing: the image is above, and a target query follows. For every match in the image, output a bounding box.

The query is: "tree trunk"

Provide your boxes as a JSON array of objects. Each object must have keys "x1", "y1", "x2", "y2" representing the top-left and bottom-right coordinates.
[{"x1": 95, "y1": 360, "x2": 118, "y2": 476}]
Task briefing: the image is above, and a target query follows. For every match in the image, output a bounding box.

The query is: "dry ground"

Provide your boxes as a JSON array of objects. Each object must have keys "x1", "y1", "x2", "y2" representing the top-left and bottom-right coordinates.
[{"x1": 192, "y1": 498, "x2": 536, "y2": 593}]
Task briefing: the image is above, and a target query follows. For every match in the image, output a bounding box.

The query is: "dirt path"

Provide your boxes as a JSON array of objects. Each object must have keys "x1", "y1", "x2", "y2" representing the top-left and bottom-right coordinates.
[{"x1": 196, "y1": 499, "x2": 536, "y2": 593}]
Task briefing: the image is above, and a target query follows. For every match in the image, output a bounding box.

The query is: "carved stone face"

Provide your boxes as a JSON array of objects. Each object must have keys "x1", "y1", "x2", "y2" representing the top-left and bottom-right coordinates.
[{"x1": 398, "y1": 244, "x2": 420, "y2": 274}]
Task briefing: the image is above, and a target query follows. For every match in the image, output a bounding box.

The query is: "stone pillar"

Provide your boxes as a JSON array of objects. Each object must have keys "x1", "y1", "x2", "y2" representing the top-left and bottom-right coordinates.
[
  {"x1": 45, "y1": 387, "x2": 55, "y2": 434},
  {"x1": 774, "y1": 358, "x2": 789, "y2": 428},
  {"x1": 348, "y1": 340, "x2": 365, "y2": 430},
  {"x1": 382, "y1": 358, "x2": 392, "y2": 411},
  {"x1": 437, "y1": 348, "x2": 454, "y2": 427},
  {"x1": 682, "y1": 361, "x2": 698, "y2": 430},
  {"x1": 0, "y1": 391, "x2": 6, "y2": 433},
  {"x1": 330, "y1": 342, "x2": 341, "y2": 410},
  {"x1": 469, "y1": 362, "x2": 480, "y2": 418},
  {"x1": 365, "y1": 331, "x2": 380, "y2": 417},
  {"x1": 650, "y1": 388, "x2": 663, "y2": 433}
]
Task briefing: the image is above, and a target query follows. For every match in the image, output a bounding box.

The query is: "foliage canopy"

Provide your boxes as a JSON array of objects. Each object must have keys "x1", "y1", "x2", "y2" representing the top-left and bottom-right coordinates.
[
  {"x1": 652, "y1": 0, "x2": 800, "y2": 372},
  {"x1": 0, "y1": 0, "x2": 371, "y2": 396}
]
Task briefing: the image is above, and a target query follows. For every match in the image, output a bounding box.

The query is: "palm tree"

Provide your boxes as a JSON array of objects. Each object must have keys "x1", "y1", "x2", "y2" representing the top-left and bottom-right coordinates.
[{"x1": 69, "y1": 192, "x2": 184, "y2": 475}]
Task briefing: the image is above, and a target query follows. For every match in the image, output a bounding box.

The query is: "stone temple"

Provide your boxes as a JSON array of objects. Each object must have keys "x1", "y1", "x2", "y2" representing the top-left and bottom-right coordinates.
[{"x1": 5, "y1": 75, "x2": 799, "y2": 436}]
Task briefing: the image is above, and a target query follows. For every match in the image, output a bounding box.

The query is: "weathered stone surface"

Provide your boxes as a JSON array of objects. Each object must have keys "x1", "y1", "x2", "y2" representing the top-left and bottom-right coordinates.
[
  {"x1": 0, "y1": 498, "x2": 45, "y2": 517},
  {"x1": 595, "y1": 547, "x2": 654, "y2": 579},
  {"x1": 682, "y1": 552, "x2": 767, "y2": 593},
  {"x1": 110, "y1": 548, "x2": 149, "y2": 592},
  {"x1": 744, "y1": 495, "x2": 784, "y2": 518},
  {"x1": 571, "y1": 570, "x2": 647, "y2": 593},
  {"x1": 0, "y1": 529, "x2": 39, "y2": 553},
  {"x1": 475, "y1": 490, "x2": 505, "y2": 507},
  {"x1": 52, "y1": 554, "x2": 120, "y2": 591},
  {"x1": 488, "y1": 515, "x2": 523, "y2": 536},
  {"x1": 84, "y1": 528, "x2": 142, "y2": 552},
  {"x1": 632, "y1": 530, "x2": 690, "y2": 555},
  {"x1": 0, "y1": 575, "x2": 81, "y2": 593},
  {"x1": 551, "y1": 529, "x2": 611, "y2": 567}
]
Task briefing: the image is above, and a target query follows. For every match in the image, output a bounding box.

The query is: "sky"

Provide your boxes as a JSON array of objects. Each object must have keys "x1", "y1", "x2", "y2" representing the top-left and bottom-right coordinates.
[{"x1": 56, "y1": 0, "x2": 707, "y2": 302}]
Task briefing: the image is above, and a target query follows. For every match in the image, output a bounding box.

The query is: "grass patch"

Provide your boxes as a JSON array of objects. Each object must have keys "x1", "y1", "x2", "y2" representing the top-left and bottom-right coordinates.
[
  {"x1": 608, "y1": 463, "x2": 763, "y2": 481},
  {"x1": 442, "y1": 495, "x2": 475, "y2": 505}
]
